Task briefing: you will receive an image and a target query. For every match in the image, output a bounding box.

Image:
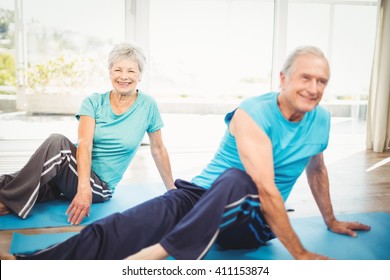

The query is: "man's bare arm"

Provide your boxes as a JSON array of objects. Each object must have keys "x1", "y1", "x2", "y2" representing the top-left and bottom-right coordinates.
[{"x1": 230, "y1": 109, "x2": 328, "y2": 259}]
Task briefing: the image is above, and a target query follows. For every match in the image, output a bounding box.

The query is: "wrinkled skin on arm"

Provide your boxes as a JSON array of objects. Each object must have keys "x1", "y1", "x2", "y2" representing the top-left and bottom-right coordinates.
[
  {"x1": 148, "y1": 129, "x2": 175, "y2": 190},
  {"x1": 66, "y1": 115, "x2": 95, "y2": 225},
  {"x1": 306, "y1": 154, "x2": 371, "y2": 237}
]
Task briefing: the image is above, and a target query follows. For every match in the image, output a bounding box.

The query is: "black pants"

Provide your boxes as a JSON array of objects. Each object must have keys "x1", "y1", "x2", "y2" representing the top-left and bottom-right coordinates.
[
  {"x1": 0, "y1": 134, "x2": 112, "y2": 219},
  {"x1": 15, "y1": 168, "x2": 275, "y2": 260}
]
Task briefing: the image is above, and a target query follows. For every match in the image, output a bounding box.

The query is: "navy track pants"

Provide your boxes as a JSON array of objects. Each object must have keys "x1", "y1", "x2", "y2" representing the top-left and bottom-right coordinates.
[{"x1": 15, "y1": 168, "x2": 274, "y2": 260}]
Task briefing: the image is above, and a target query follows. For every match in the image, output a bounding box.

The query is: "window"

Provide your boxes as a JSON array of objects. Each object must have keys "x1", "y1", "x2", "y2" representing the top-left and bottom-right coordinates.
[
  {"x1": 149, "y1": 0, "x2": 274, "y2": 100},
  {"x1": 330, "y1": 3, "x2": 376, "y2": 101},
  {"x1": 3, "y1": 0, "x2": 378, "y2": 117},
  {"x1": 0, "y1": 0, "x2": 16, "y2": 94},
  {"x1": 286, "y1": 0, "x2": 377, "y2": 103},
  {"x1": 287, "y1": 3, "x2": 330, "y2": 54},
  {"x1": 23, "y1": 0, "x2": 125, "y2": 94}
]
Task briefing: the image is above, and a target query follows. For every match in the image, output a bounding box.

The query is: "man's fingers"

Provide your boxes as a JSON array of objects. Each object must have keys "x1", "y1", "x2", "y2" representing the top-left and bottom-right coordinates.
[
  {"x1": 344, "y1": 222, "x2": 371, "y2": 236},
  {"x1": 332, "y1": 221, "x2": 371, "y2": 237},
  {"x1": 347, "y1": 230, "x2": 358, "y2": 237},
  {"x1": 350, "y1": 222, "x2": 371, "y2": 231},
  {"x1": 333, "y1": 227, "x2": 357, "y2": 237}
]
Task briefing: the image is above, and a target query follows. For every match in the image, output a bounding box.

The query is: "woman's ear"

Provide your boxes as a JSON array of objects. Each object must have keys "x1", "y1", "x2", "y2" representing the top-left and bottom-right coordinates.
[{"x1": 279, "y1": 71, "x2": 287, "y2": 89}]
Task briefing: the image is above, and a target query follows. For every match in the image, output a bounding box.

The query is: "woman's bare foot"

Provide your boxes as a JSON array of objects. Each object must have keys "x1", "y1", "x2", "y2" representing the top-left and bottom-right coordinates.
[
  {"x1": 0, "y1": 251, "x2": 16, "y2": 260},
  {"x1": 0, "y1": 201, "x2": 10, "y2": 216}
]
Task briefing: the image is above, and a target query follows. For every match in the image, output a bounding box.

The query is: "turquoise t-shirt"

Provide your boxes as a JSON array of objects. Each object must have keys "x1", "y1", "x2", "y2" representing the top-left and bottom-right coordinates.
[
  {"x1": 75, "y1": 90, "x2": 163, "y2": 191},
  {"x1": 192, "y1": 92, "x2": 330, "y2": 201}
]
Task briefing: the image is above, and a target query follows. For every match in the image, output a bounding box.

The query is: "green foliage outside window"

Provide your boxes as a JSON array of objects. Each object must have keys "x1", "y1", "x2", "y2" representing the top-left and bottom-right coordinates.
[
  {"x1": 0, "y1": 52, "x2": 16, "y2": 87},
  {"x1": 27, "y1": 56, "x2": 88, "y2": 94}
]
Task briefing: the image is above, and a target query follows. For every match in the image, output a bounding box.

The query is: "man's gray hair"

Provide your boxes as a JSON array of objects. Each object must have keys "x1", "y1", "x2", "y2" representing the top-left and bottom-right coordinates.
[
  {"x1": 107, "y1": 42, "x2": 146, "y2": 75},
  {"x1": 281, "y1": 46, "x2": 329, "y2": 78}
]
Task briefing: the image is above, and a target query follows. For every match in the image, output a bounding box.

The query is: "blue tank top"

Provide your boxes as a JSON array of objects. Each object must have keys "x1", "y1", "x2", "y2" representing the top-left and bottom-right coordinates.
[{"x1": 192, "y1": 92, "x2": 330, "y2": 201}]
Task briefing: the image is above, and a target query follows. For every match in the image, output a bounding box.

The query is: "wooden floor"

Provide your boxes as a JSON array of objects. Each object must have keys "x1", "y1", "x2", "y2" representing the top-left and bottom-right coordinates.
[{"x1": 1, "y1": 113, "x2": 390, "y2": 253}]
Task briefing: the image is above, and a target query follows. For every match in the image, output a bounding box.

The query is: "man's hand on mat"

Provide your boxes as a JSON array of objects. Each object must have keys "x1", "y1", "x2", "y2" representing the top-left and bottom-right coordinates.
[
  {"x1": 66, "y1": 189, "x2": 92, "y2": 225},
  {"x1": 327, "y1": 220, "x2": 371, "y2": 237}
]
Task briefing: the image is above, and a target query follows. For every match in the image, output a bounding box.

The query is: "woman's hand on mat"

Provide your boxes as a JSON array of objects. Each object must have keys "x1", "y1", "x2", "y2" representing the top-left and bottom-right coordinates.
[
  {"x1": 327, "y1": 220, "x2": 371, "y2": 237},
  {"x1": 66, "y1": 189, "x2": 92, "y2": 225}
]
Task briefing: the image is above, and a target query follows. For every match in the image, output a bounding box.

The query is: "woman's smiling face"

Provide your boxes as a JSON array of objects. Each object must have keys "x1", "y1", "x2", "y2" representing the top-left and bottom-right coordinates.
[{"x1": 110, "y1": 58, "x2": 140, "y2": 95}]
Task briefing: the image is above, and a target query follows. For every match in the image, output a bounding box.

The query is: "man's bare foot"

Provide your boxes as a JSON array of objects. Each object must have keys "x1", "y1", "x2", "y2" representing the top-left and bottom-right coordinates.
[
  {"x1": 125, "y1": 244, "x2": 169, "y2": 260},
  {"x1": 0, "y1": 251, "x2": 16, "y2": 260},
  {"x1": 0, "y1": 201, "x2": 10, "y2": 216}
]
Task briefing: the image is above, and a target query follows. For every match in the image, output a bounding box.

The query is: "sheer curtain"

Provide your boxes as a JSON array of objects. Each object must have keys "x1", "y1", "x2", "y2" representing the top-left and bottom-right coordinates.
[{"x1": 366, "y1": 0, "x2": 390, "y2": 152}]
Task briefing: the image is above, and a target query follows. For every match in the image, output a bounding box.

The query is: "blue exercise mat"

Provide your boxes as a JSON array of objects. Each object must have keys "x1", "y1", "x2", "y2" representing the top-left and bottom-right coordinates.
[
  {"x1": 10, "y1": 232, "x2": 78, "y2": 255},
  {"x1": 0, "y1": 183, "x2": 164, "y2": 230},
  {"x1": 9, "y1": 212, "x2": 390, "y2": 260},
  {"x1": 205, "y1": 212, "x2": 390, "y2": 260}
]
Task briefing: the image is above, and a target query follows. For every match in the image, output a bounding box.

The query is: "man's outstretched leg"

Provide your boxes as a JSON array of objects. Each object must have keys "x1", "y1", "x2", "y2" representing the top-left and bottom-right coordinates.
[
  {"x1": 8, "y1": 182, "x2": 204, "y2": 260},
  {"x1": 129, "y1": 168, "x2": 274, "y2": 260}
]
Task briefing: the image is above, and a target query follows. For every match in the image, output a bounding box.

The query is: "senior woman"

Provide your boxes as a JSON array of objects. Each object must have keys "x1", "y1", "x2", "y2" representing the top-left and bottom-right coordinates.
[{"x1": 0, "y1": 42, "x2": 175, "y2": 225}]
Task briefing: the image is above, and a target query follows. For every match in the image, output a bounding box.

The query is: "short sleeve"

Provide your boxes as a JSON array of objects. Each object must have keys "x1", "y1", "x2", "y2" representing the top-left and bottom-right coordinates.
[
  {"x1": 75, "y1": 95, "x2": 98, "y2": 120},
  {"x1": 146, "y1": 97, "x2": 164, "y2": 133},
  {"x1": 239, "y1": 98, "x2": 258, "y2": 122},
  {"x1": 236, "y1": 95, "x2": 273, "y2": 136}
]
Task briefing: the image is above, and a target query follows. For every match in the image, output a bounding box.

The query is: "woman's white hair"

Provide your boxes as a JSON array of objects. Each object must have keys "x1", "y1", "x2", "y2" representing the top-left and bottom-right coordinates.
[
  {"x1": 107, "y1": 42, "x2": 146, "y2": 75},
  {"x1": 281, "y1": 45, "x2": 330, "y2": 78}
]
